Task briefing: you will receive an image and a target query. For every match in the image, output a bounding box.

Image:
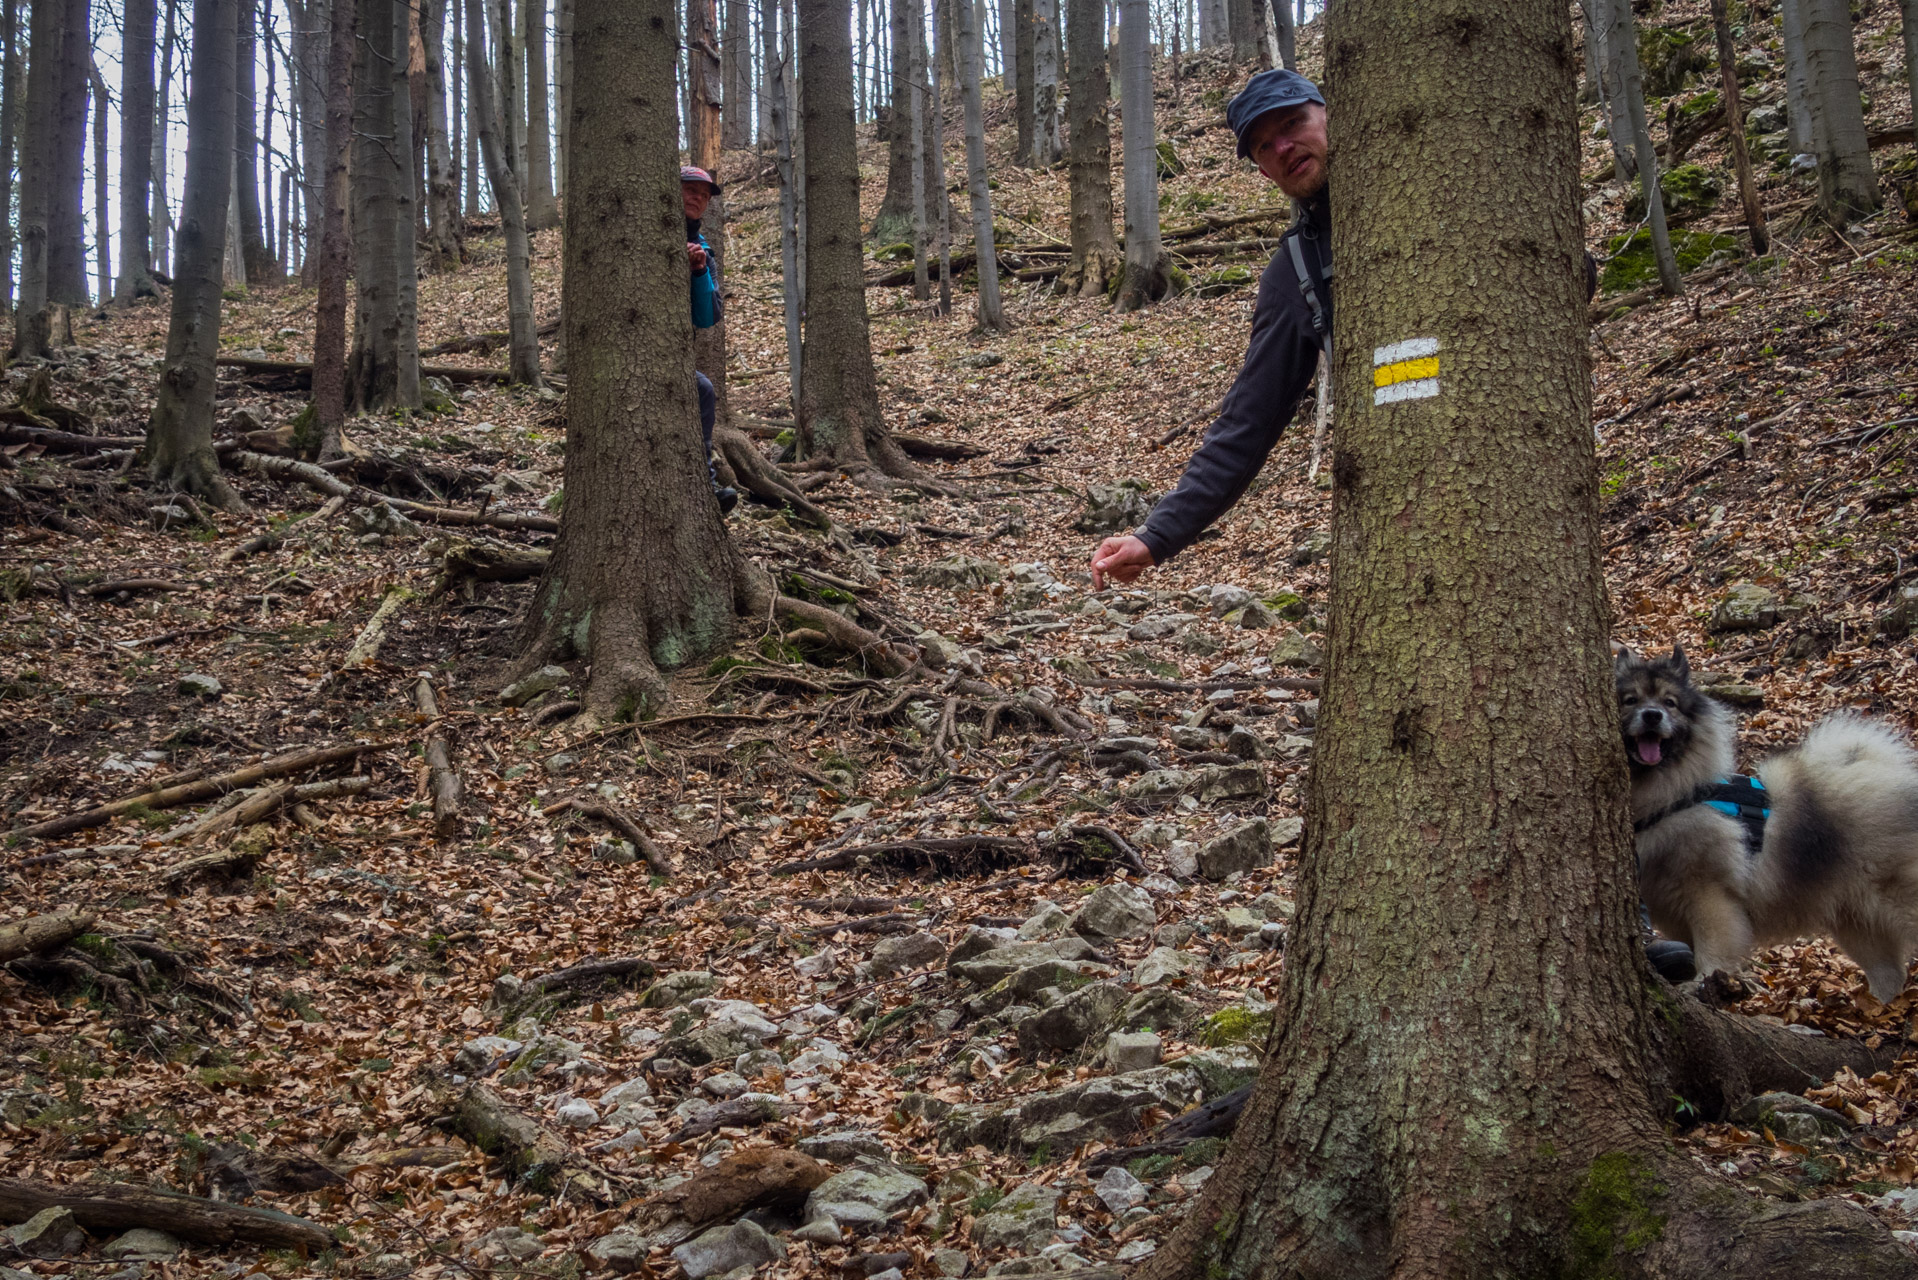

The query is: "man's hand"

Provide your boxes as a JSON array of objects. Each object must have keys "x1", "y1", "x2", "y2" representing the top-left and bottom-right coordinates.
[
  {"x1": 1091, "y1": 535, "x2": 1155, "y2": 590},
  {"x1": 688, "y1": 242, "x2": 708, "y2": 273}
]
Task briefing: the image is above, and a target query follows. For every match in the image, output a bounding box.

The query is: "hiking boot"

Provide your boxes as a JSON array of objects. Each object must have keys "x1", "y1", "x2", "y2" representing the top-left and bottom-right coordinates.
[
  {"x1": 714, "y1": 485, "x2": 739, "y2": 514},
  {"x1": 1645, "y1": 938, "x2": 1697, "y2": 983}
]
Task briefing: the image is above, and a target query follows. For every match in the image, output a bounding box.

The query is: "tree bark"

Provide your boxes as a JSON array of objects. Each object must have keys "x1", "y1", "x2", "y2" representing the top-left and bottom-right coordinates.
[
  {"x1": 236, "y1": 0, "x2": 276, "y2": 283},
  {"x1": 348, "y1": 0, "x2": 424, "y2": 411},
  {"x1": 1709, "y1": 0, "x2": 1768, "y2": 255},
  {"x1": 288, "y1": 0, "x2": 326, "y2": 282},
  {"x1": 1136, "y1": 3, "x2": 1918, "y2": 1277},
  {"x1": 1114, "y1": 0, "x2": 1168, "y2": 311},
  {"x1": 306, "y1": 0, "x2": 357, "y2": 458},
  {"x1": 421, "y1": 0, "x2": 463, "y2": 266},
  {"x1": 1226, "y1": 0, "x2": 1259, "y2": 62},
  {"x1": 722, "y1": 0, "x2": 752, "y2": 148},
  {"x1": 1031, "y1": 0, "x2": 1060, "y2": 164},
  {"x1": 517, "y1": 0, "x2": 746, "y2": 723},
  {"x1": 1779, "y1": 0, "x2": 1817, "y2": 155},
  {"x1": 771, "y1": 3, "x2": 804, "y2": 402},
  {"x1": 1903, "y1": 0, "x2": 1918, "y2": 160},
  {"x1": 1580, "y1": 0, "x2": 1636, "y2": 181},
  {"x1": 1269, "y1": 0, "x2": 1293, "y2": 69},
  {"x1": 522, "y1": 0, "x2": 558, "y2": 227},
  {"x1": 1013, "y1": 0, "x2": 1034, "y2": 164},
  {"x1": 1801, "y1": 0, "x2": 1879, "y2": 223},
  {"x1": 953, "y1": 0, "x2": 1005, "y2": 329},
  {"x1": 463, "y1": 0, "x2": 541, "y2": 384},
  {"x1": 1598, "y1": 0, "x2": 1679, "y2": 295},
  {"x1": 146, "y1": 0, "x2": 244, "y2": 511},
  {"x1": 909, "y1": 0, "x2": 929, "y2": 299},
  {"x1": 87, "y1": 54, "x2": 108, "y2": 303},
  {"x1": 9, "y1": 0, "x2": 58, "y2": 356},
  {"x1": 0, "y1": 1179, "x2": 332, "y2": 1252},
  {"x1": 796, "y1": 0, "x2": 926, "y2": 481},
  {"x1": 687, "y1": 0, "x2": 734, "y2": 463},
  {"x1": 116, "y1": 0, "x2": 161, "y2": 300},
  {"x1": 875, "y1": 0, "x2": 918, "y2": 238},
  {"x1": 928, "y1": 0, "x2": 953, "y2": 317},
  {"x1": 46, "y1": 0, "x2": 89, "y2": 306},
  {"x1": 152, "y1": 0, "x2": 176, "y2": 276},
  {"x1": 1060, "y1": 0, "x2": 1118, "y2": 297},
  {"x1": 0, "y1": 0, "x2": 17, "y2": 314}
]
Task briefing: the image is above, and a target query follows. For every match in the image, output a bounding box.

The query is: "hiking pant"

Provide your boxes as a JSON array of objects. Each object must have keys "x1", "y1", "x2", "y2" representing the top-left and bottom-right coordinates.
[{"x1": 696, "y1": 372, "x2": 717, "y2": 485}]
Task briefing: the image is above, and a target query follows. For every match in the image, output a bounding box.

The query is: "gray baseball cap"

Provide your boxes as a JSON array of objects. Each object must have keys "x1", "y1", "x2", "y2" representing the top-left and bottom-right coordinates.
[{"x1": 1226, "y1": 69, "x2": 1325, "y2": 159}]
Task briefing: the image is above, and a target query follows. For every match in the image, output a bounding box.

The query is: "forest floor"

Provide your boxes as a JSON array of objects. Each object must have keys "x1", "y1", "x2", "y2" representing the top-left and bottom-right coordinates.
[{"x1": 4, "y1": 5, "x2": 1918, "y2": 1278}]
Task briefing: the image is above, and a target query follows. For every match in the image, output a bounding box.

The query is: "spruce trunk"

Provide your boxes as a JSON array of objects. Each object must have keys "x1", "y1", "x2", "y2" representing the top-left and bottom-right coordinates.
[
  {"x1": 116, "y1": 0, "x2": 160, "y2": 300},
  {"x1": 146, "y1": 0, "x2": 244, "y2": 511},
  {"x1": 875, "y1": 0, "x2": 917, "y2": 238},
  {"x1": 348, "y1": 0, "x2": 424, "y2": 411},
  {"x1": 1061, "y1": 0, "x2": 1118, "y2": 297},
  {"x1": 1114, "y1": 0, "x2": 1167, "y2": 311},
  {"x1": 519, "y1": 0, "x2": 743, "y2": 722}
]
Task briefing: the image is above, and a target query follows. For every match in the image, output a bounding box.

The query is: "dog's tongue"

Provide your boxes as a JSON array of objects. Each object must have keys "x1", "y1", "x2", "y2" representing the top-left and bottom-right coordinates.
[{"x1": 1635, "y1": 735, "x2": 1664, "y2": 766}]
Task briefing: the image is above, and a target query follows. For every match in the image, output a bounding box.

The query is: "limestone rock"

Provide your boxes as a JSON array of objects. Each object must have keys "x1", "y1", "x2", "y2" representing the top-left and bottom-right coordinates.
[
  {"x1": 1016, "y1": 902, "x2": 1071, "y2": 940},
  {"x1": 555, "y1": 1098, "x2": 599, "y2": 1127},
  {"x1": 4, "y1": 1207, "x2": 86, "y2": 1258},
  {"x1": 1271, "y1": 627, "x2": 1324, "y2": 668},
  {"x1": 863, "y1": 930, "x2": 947, "y2": 978},
  {"x1": 1103, "y1": 1030, "x2": 1163, "y2": 1073},
  {"x1": 102, "y1": 1228, "x2": 182, "y2": 1260},
  {"x1": 971, "y1": 1183, "x2": 1060, "y2": 1252},
  {"x1": 1095, "y1": 1166, "x2": 1149, "y2": 1214},
  {"x1": 586, "y1": 1225, "x2": 652, "y2": 1273},
  {"x1": 1069, "y1": 883, "x2": 1156, "y2": 943},
  {"x1": 1127, "y1": 613, "x2": 1196, "y2": 642},
  {"x1": 177, "y1": 673, "x2": 222, "y2": 698},
  {"x1": 911, "y1": 555, "x2": 1005, "y2": 589},
  {"x1": 1016, "y1": 981, "x2": 1129, "y2": 1055},
  {"x1": 1878, "y1": 584, "x2": 1918, "y2": 638},
  {"x1": 805, "y1": 1159, "x2": 932, "y2": 1227},
  {"x1": 1196, "y1": 763, "x2": 1265, "y2": 803},
  {"x1": 1198, "y1": 818, "x2": 1271, "y2": 880},
  {"x1": 1206, "y1": 585, "x2": 1254, "y2": 616},
  {"x1": 640, "y1": 970, "x2": 719, "y2": 1007},
  {"x1": 1708, "y1": 582, "x2": 1809, "y2": 633},
  {"x1": 501, "y1": 664, "x2": 569, "y2": 707},
  {"x1": 1075, "y1": 481, "x2": 1155, "y2": 535},
  {"x1": 671, "y1": 1219, "x2": 785, "y2": 1279},
  {"x1": 950, "y1": 937, "x2": 1099, "y2": 986},
  {"x1": 798, "y1": 1129, "x2": 894, "y2": 1163}
]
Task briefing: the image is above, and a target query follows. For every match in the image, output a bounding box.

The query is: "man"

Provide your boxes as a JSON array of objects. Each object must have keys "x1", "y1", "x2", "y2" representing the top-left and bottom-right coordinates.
[
  {"x1": 1089, "y1": 68, "x2": 1330, "y2": 591},
  {"x1": 683, "y1": 166, "x2": 738, "y2": 513}
]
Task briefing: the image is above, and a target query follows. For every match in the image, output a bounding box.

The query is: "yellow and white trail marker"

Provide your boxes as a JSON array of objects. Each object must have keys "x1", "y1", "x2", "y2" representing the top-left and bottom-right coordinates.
[{"x1": 1372, "y1": 338, "x2": 1440, "y2": 406}]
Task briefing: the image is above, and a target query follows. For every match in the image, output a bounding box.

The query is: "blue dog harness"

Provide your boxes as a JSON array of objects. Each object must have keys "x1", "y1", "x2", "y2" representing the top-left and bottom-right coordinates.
[{"x1": 1634, "y1": 773, "x2": 1771, "y2": 853}]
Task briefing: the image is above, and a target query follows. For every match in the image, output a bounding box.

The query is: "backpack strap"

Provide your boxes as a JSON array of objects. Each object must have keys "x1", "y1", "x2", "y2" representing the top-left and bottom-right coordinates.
[{"x1": 1287, "y1": 232, "x2": 1332, "y2": 361}]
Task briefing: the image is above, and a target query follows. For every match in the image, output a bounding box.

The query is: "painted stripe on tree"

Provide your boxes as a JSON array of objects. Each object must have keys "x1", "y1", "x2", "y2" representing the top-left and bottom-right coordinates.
[
  {"x1": 1372, "y1": 337, "x2": 1438, "y2": 365},
  {"x1": 1372, "y1": 337, "x2": 1440, "y2": 406}
]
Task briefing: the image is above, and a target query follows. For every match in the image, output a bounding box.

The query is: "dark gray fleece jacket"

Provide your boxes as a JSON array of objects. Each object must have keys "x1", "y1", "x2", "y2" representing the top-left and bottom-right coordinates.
[{"x1": 1136, "y1": 190, "x2": 1332, "y2": 565}]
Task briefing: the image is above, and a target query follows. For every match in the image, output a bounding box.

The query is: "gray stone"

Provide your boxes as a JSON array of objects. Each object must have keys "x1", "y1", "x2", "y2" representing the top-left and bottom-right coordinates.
[
  {"x1": 1133, "y1": 947, "x2": 1205, "y2": 987},
  {"x1": 1289, "y1": 530, "x2": 1331, "y2": 566},
  {"x1": 911, "y1": 555, "x2": 1005, "y2": 589},
  {"x1": 792, "y1": 1215, "x2": 846, "y2": 1245},
  {"x1": 1232, "y1": 600, "x2": 1275, "y2": 629},
  {"x1": 1017, "y1": 981, "x2": 1129, "y2": 1055},
  {"x1": 5, "y1": 1207, "x2": 86, "y2": 1258},
  {"x1": 672, "y1": 1219, "x2": 785, "y2": 1279},
  {"x1": 933, "y1": 1247, "x2": 972, "y2": 1277},
  {"x1": 1114, "y1": 987, "x2": 1194, "y2": 1036},
  {"x1": 1122, "y1": 768, "x2": 1195, "y2": 800},
  {"x1": 1016, "y1": 902, "x2": 1071, "y2": 940},
  {"x1": 1207, "y1": 585, "x2": 1254, "y2": 616},
  {"x1": 864, "y1": 930, "x2": 947, "y2": 978},
  {"x1": 453, "y1": 1034, "x2": 524, "y2": 1074},
  {"x1": 663, "y1": 1021, "x2": 764, "y2": 1067},
  {"x1": 477, "y1": 1226, "x2": 544, "y2": 1260},
  {"x1": 586, "y1": 1225, "x2": 652, "y2": 1273},
  {"x1": 702, "y1": 1071, "x2": 750, "y2": 1098},
  {"x1": 347, "y1": 502, "x2": 423, "y2": 540},
  {"x1": 1075, "y1": 481, "x2": 1156, "y2": 535},
  {"x1": 501, "y1": 664, "x2": 569, "y2": 707},
  {"x1": 1196, "y1": 763, "x2": 1266, "y2": 803},
  {"x1": 1271, "y1": 627, "x2": 1324, "y2": 668},
  {"x1": 1198, "y1": 818, "x2": 1272, "y2": 880},
  {"x1": 805, "y1": 1159, "x2": 932, "y2": 1225},
  {"x1": 1169, "y1": 725, "x2": 1215, "y2": 751},
  {"x1": 420, "y1": 375, "x2": 458, "y2": 414},
  {"x1": 1271, "y1": 817, "x2": 1304, "y2": 847},
  {"x1": 1708, "y1": 582, "x2": 1810, "y2": 633},
  {"x1": 916, "y1": 632, "x2": 978, "y2": 673},
  {"x1": 177, "y1": 673, "x2": 222, "y2": 698},
  {"x1": 1127, "y1": 613, "x2": 1197, "y2": 642},
  {"x1": 102, "y1": 1229, "x2": 182, "y2": 1260},
  {"x1": 950, "y1": 937, "x2": 1099, "y2": 985},
  {"x1": 798, "y1": 1129, "x2": 894, "y2": 1163},
  {"x1": 1219, "y1": 906, "x2": 1265, "y2": 936},
  {"x1": 1164, "y1": 842, "x2": 1199, "y2": 879},
  {"x1": 599, "y1": 1075, "x2": 653, "y2": 1106},
  {"x1": 640, "y1": 970, "x2": 719, "y2": 1007},
  {"x1": 1731, "y1": 1091, "x2": 1852, "y2": 1139},
  {"x1": 1103, "y1": 1030, "x2": 1163, "y2": 1073},
  {"x1": 1878, "y1": 585, "x2": 1918, "y2": 639},
  {"x1": 555, "y1": 1098, "x2": 599, "y2": 1127},
  {"x1": 1224, "y1": 727, "x2": 1266, "y2": 759},
  {"x1": 1095, "y1": 1166, "x2": 1149, "y2": 1214},
  {"x1": 1070, "y1": 883, "x2": 1156, "y2": 942},
  {"x1": 971, "y1": 1183, "x2": 1060, "y2": 1252},
  {"x1": 1257, "y1": 921, "x2": 1287, "y2": 950},
  {"x1": 544, "y1": 751, "x2": 582, "y2": 774}
]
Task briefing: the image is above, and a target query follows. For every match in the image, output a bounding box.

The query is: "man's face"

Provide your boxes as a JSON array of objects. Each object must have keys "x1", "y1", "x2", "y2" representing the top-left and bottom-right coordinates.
[
  {"x1": 682, "y1": 182, "x2": 713, "y2": 222},
  {"x1": 1246, "y1": 103, "x2": 1328, "y2": 199}
]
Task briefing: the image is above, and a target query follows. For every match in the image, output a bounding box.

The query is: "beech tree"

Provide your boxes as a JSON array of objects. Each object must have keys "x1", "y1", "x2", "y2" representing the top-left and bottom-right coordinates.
[
  {"x1": 952, "y1": 0, "x2": 1004, "y2": 330},
  {"x1": 1800, "y1": 0, "x2": 1878, "y2": 222},
  {"x1": 795, "y1": 0, "x2": 926, "y2": 482},
  {"x1": 0, "y1": 0, "x2": 17, "y2": 314},
  {"x1": 1596, "y1": 0, "x2": 1679, "y2": 295},
  {"x1": 301, "y1": 0, "x2": 356, "y2": 459},
  {"x1": 151, "y1": 0, "x2": 177, "y2": 275},
  {"x1": 422, "y1": 0, "x2": 464, "y2": 268},
  {"x1": 1579, "y1": 0, "x2": 1635, "y2": 181},
  {"x1": 722, "y1": 0, "x2": 752, "y2": 148},
  {"x1": 1114, "y1": 0, "x2": 1168, "y2": 311},
  {"x1": 147, "y1": 0, "x2": 243, "y2": 510},
  {"x1": 1136, "y1": 1, "x2": 1918, "y2": 1275},
  {"x1": 522, "y1": 0, "x2": 559, "y2": 229},
  {"x1": 463, "y1": 0, "x2": 540, "y2": 384},
  {"x1": 1779, "y1": 0, "x2": 1817, "y2": 155},
  {"x1": 116, "y1": 0, "x2": 161, "y2": 300},
  {"x1": 1059, "y1": 0, "x2": 1118, "y2": 297},
  {"x1": 347, "y1": 0, "x2": 423, "y2": 411},
  {"x1": 47, "y1": 0, "x2": 89, "y2": 307},
  {"x1": 11, "y1": 0, "x2": 65, "y2": 356},
  {"x1": 236, "y1": 0, "x2": 275, "y2": 283},
  {"x1": 1030, "y1": 0, "x2": 1060, "y2": 165}
]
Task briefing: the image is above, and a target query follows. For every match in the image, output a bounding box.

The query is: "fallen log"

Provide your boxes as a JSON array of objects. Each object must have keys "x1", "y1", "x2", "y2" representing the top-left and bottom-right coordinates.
[
  {"x1": 0, "y1": 422, "x2": 143, "y2": 452},
  {"x1": 433, "y1": 536, "x2": 551, "y2": 591},
  {"x1": 449, "y1": 1083, "x2": 598, "y2": 1198},
  {"x1": 413, "y1": 679, "x2": 464, "y2": 839},
  {"x1": 418, "y1": 315, "x2": 560, "y2": 357},
  {"x1": 215, "y1": 353, "x2": 521, "y2": 384},
  {"x1": 8, "y1": 741, "x2": 386, "y2": 842},
  {"x1": 516, "y1": 955, "x2": 659, "y2": 1000},
  {"x1": 82, "y1": 578, "x2": 191, "y2": 597},
  {"x1": 1087, "y1": 1082, "x2": 1254, "y2": 1171},
  {"x1": 0, "y1": 1176, "x2": 334, "y2": 1253},
  {"x1": 1591, "y1": 260, "x2": 1744, "y2": 326},
  {"x1": 342, "y1": 586, "x2": 415, "y2": 668},
  {"x1": 0, "y1": 910, "x2": 98, "y2": 964},
  {"x1": 231, "y1": 449, "x2": 560, "y2": 533},
  {"x1": 542, "y1": 797, "x2": 672, "y2": 877},
  {"x1": 772, "y1": 836, "x2": 1028, "y2": 875},
  {"x1": 895, "y1": 433, "x2": 988, "y2": 462},
  {"x1": 622, "y1": 1149, "x2": 828, "y2": 1234},
  {"x1": 159, "y1": 776, "x2": 371, "y2": 847},
  {"x1": 668, "y1": 1094, "x2": 797, "y2": 1143}
]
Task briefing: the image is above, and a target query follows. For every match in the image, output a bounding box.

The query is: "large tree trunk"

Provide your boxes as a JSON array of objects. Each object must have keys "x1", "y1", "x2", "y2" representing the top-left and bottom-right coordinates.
[
  {"x1": 928, "y1": 0, "x2": 953, "y2": 316},
  {"x1": 1597, "y1": 0, "x2": 1679, "y2": 294},
  {"x1": 1030, "y1": 0, "x2": 1060, "y2": 164},
  {"x1": 722, "y1": 0, "x2": 751, "y2": 148},
  {"x1": 758, "y1": 0, "x2": 777, "y2": 145},
  {"x1": 1801, "y1": 0, "x2": 1879, "y2": 223},
  {"x1": 236, "y1": 0, "x2": 275, "y2": 282},
  {"x1": 796, "y1": 0, "x2": 926, "y2": 482},
  {"x1": 1710, "y1": 0, "x2": 1768, "y2": 255},
  {"x1": 146, "y1": 0, "x2": 244, "y2": 511},
  {"x1": 0, "y1": 0, "x2": 16, "y2": 315},
  {"x1": 152, "y1": 0, "x2": 177, "y2": 276},
  {"x1": 909, "y1": 0, "x2": 929, "y2": 299},
  {"x1": 1779, "y1": 0, "x2": 1817, "y2": 155},
  {"x1": 12, "y1": 0, "x2": 65, "y2": 356},
  {"x1": 1114, "y1": 0, "x2": 1167, "y2": 311},
  {"x1": 116, "y1": 0, "x2": 160, "y2": 300},
  {"x1": 87, "y1": 53, "x2": 107, "y2": 303},
  {"x1": 459, "y1": 0, "x2": 479, "y2": 212},
  {"x1": 1013, "y1": 0, "x2": 1034, "y2": 164},
  {"x1": 686, "y1": 0, "x2": 734, "y2": 463},
  {"x1": 1269, "y1": 0, "x2": 1293, "y2": 69},
  {"x1": 421, "y1": 0, "x2": 464, "y2": 266},
  {"x1": 553, "y1": 0, "x2": 570, "y2": 193},
  {"x1": 463, "y1": 0, "x2": 540, "y2": 384},
  {"x1": 347, "y1": 0, "x2": 424, "y2": 411},
  {"x1": 304, "y1": 0, "x2": 356, "y2": 459},
  {"x1": 687, "y1": 0, "x2": 722, "y2": 169},
  {"x1": 1903, "y1": 0, "x2": 1918, "y2": 154},
  {"x1": 771, "y1": 2, "x2": 804, "y2": 403},
  {"x1": 875, "y1": 0, "x2": 917, "y2": 239},
  {"x1": 289, "y1": 0, "x2": 327, "y2": 283},
  {"x1": 1060, "y1": 0, "x2": 1118, "y2": 297},
  {"x1": 518, "y1": 0, "x2": 745, "y2": 723},
  {"x1": 45, "y1": 0, "x2": 88, "y2": 307},
  {"x1": 1137, "y1": 2, "x2": 1918, "y2": 1276},
  {"x1": 953, "y1": 0, "x2": 1004, "y2": 329},
  {"x1": 1580, "y1": 0, "x2": 1636, "y2": 180},
  {"x1": 522, "y1": 0, "x2": 559, "y2": 228},
  {"x1": 1225, "y1": 0, "x2": 1259, "y2": 61}
]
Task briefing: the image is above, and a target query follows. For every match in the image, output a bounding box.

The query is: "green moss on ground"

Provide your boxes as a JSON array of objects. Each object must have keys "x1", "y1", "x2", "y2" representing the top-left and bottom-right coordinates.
[{"x1": 1600, "y1": 228, "x2": 1739, "y2": 292}]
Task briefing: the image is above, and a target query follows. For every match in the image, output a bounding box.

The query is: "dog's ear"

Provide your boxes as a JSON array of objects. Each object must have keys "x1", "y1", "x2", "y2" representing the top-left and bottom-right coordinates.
[
  {"x1": 1668, "y1": 644, "x2": 1690, "y2": 678},
  {"x1": 1612, "y1": 643, "x2": 1636, "y2": 672}
]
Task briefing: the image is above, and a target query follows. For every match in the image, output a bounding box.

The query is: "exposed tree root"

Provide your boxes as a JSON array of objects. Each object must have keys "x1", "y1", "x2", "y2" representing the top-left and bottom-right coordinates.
[
  {"x1": 412, "y1": 679, "x2": 464, "y2": 839},
  {"x1": 542, "y1": 795, "x2": 673, "y2": 876},
  {"x1": 0, "y1": 1176, "x2": 334, "y2": 1252},
  {"x1": 771, "y1": 593, "x2": 915, "y2": 677},
  {"x1": 446, "y1": 1083, "x2": 617, "y2": 1200},
  {"x1": 713, "y1": 423, "x2": 834, "y2": 530},
  {"x1": 233, "y1": 450, "x2": 559, "y2": 532}
]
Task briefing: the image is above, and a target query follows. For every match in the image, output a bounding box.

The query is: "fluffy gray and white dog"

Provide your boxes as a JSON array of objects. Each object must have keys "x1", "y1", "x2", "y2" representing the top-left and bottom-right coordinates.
[{"x1": 1619, "y1": 645, "x2": 1918, "y2": 1001}]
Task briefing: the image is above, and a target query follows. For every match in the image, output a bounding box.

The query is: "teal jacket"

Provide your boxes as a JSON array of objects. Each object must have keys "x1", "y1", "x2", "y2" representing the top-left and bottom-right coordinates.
[{"x1": 690, "y1": 230, "x2": 719, "y2": 329}]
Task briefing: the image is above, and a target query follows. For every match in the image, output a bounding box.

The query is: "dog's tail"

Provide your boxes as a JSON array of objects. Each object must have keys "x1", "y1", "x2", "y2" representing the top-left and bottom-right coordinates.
[{"x1": 1794, "y1": 715, "x2": 1918, "y2": 779}]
